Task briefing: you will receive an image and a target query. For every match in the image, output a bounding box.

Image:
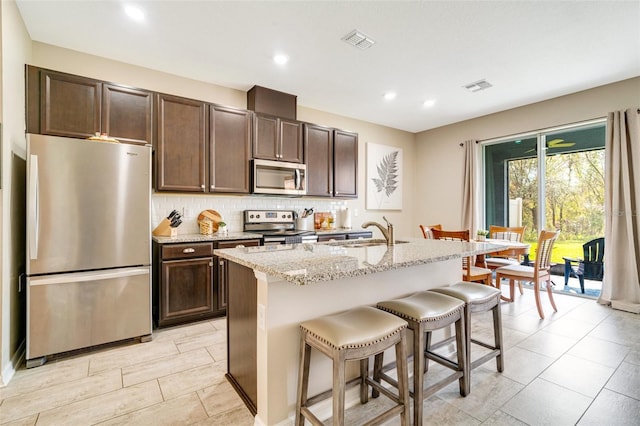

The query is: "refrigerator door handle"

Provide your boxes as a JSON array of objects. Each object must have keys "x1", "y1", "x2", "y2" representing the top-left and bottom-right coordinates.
[
  {"x1": 28, "y1": 154, "x2": 39, "y2": 260},
  {"x1": 28, "y1": 267, "x2": 150, "y2": 286}
]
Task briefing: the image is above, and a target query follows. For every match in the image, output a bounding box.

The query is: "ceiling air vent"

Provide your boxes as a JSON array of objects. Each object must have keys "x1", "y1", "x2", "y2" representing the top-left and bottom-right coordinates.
[
  {"x1": 342, "y1": 29, "x2": 375, "y2": 50},
  {"x1": 464, "y1": 79, "x2": 493, "y2": 92}
]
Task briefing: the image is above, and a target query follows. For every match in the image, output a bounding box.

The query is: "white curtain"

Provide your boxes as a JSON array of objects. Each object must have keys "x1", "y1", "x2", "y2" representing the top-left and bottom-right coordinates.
[
  {"x1": 598, "y1": 108, "x2": 640, "y2": 309},
  {"x1": 462, "y1": 139, "x2": 478, "y2": 233}
]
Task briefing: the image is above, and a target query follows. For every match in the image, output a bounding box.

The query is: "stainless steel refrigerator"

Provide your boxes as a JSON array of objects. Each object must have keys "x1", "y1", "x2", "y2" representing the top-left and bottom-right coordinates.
[{"x1": 26, "y1": 134, "x2": 152, "y2": 367}]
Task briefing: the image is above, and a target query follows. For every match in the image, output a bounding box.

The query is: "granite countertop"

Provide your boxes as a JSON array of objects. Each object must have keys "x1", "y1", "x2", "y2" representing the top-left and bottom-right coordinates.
[
  {"x1": 153, "y1": 232, "x2": 262, "y2": 244},
  {"x1": 153, "y1": 229, "x2": 369, "y2": 244},
  {"x1": 214, "y1": 238, "x2": 504, "y2": 285}
]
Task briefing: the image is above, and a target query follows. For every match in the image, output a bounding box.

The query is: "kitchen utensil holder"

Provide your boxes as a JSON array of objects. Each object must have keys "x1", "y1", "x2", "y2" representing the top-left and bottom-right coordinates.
[
  {"x1": 152, "y1": 219, "x2": 178, "y2": 237},
  {"x1": 295, "y1": 217, "x2": 313, "y2": 231}
]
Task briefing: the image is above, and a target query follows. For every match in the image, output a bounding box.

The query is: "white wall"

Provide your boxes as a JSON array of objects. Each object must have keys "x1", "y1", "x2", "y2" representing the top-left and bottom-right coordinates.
[
  {"x1": 414, "y1": 77, "x2": 640, "y2": 230},
  {"x1": 1, "y1": 0, "x2": 31, "y2": 386}
]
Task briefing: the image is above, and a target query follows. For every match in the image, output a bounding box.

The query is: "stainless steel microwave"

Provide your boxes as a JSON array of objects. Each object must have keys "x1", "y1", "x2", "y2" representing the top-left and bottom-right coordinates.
[{"x1": 252, "y1": 159, "x2": 307, "y2": 196}]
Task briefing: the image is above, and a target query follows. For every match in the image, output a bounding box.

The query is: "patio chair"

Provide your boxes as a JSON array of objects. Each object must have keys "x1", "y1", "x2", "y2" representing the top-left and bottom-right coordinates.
[{"x1": 563, "y1": 237, "x2": 604, "y2": 294}]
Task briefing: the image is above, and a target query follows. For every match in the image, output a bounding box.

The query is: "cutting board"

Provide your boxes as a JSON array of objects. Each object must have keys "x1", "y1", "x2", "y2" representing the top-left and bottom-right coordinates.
[{"x1": 197, "y1": 209, "x2": 223, "y2": 231}]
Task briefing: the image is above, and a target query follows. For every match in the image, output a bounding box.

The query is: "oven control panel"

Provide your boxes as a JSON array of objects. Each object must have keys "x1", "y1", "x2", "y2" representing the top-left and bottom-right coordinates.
[{"x1": 244, "y1": 210, "x2": 295, "y2": 224}]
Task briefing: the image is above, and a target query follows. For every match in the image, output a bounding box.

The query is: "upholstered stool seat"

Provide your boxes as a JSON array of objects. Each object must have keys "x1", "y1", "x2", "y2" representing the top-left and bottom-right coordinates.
[
  {"x1": 376, "y1": 291, "x2": 467, "y2": 426},
  {"x1": 429, "y1": 282, "x2": 504, "y2": 394},
  {"x1": 295, "y1": 306, "x2": 411, "y2": 426}
]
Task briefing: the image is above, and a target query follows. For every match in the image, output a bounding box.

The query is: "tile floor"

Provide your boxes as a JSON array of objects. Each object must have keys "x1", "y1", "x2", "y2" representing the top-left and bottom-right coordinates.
[{"x1": 1, "y1": 287, "x2": 638, "y2": 425}]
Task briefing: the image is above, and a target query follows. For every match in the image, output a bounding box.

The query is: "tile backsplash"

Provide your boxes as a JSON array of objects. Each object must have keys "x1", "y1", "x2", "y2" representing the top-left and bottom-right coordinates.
[{"x1": 152, "y1": 194, "x2": 350, "y2": 234}]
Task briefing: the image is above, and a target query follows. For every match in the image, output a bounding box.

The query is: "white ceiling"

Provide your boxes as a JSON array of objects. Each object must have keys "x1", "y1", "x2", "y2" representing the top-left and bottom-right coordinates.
[{"x1": 16, "y1": 0, "x2": 640, "y2": 133}]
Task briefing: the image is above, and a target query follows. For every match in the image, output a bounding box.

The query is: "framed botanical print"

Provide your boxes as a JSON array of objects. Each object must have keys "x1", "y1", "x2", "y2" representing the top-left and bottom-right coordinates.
[{"x1": 366, "y1": 142, "x2": 403, "y2": 210}]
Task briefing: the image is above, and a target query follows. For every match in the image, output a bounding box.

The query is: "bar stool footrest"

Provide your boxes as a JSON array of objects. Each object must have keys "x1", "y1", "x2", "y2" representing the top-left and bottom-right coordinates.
[
  {"x1": 470, "y1": 338, "x2": 498, "y2": 351},
  {"x1": 418, "y1": 370, "x2": 464, "y2": 399},
  {"x1": 300, "y1": 406, "x2": 324, "y2": 426},
  {"x1": 369, "y1": 373, "x2": 400, "y2": 401},
  {"x1": 426, "y1": 350, "x2": 460, "y2": 371},
  {"x1": 362, "y1": 406, "x2": 405, "y2": 426},
  {"x1": 470, "y1": 349, "x2": 501, "y2": 370}
]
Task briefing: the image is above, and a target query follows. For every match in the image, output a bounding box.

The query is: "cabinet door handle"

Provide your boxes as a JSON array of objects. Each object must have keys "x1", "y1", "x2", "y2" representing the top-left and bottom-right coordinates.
[
  {"x1": 210, "y1": 184, "x2": 215, "y2": 189},
  {"x1": 218, "y1": 260, "x2": 226, "y2": 287},
  {"x1": 182, "y1": 248, "x2": 196, "y2": 253},
  {"x1": 200, "y1": 184, "x2": 205, "y2": 189}
]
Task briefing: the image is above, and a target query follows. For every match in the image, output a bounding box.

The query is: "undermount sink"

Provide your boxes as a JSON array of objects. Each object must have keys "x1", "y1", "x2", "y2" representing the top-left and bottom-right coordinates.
[{"x1": 329, "y1": 239, "x2": 409, "y2": 248}]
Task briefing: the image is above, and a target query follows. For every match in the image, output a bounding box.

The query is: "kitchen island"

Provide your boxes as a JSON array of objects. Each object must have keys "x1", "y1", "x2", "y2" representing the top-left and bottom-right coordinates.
[{"x1": 214, "y1": 238, "x2": 503, "y2": 425}]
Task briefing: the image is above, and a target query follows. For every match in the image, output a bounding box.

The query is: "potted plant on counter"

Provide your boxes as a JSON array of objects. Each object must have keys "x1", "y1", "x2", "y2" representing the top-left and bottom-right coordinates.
[
  {"x1": 217, "y1": 221, "x2": 228, "y2": 235},
  {"x1": 476, "y1": 229, "x2": 489, "y2": 241}
]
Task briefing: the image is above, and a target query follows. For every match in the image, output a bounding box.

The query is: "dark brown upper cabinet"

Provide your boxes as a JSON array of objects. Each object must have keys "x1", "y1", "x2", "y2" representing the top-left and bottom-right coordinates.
[
  {"x1": 209, "y1": 105, "x2": 252, "y2": 193},
  {"x1": 253, "y1": 114, "x2": 303, "y2": 163},
  {"x1": 304, "y1": 123, "x2": 334, "y2": 197},
  {"x1": 247, "y1": 85, "x2": 297, "y2": 120},
  {"x1": 333, "y1": 129, "x2": 358, "y2": 198},
  {"x1": 26, "y1": 66, "x2": 153, "y2": 144},
  {"x1": 36, "y1": 68, "x2": 101, "y2": 139},
  {"x1": 155, "y1": 93, "x2": 207, "y2": 192},
  {"x1": 304, "y1": 124, "x2": 358, "y2": 198},
  {"x1": 102, "y1": 83, "x2": 153, "y2": 145}
]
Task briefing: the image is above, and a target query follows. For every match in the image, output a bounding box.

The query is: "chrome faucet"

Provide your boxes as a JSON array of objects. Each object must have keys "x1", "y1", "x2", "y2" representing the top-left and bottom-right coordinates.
[{"x1": 362, "y1": 216, "x2": 395, "y2": 246}]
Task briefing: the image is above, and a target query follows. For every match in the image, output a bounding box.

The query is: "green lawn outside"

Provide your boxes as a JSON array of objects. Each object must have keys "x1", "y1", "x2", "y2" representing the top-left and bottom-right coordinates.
[{"x1": 524, "y1": 240, "x2": 584, "y2": 265}]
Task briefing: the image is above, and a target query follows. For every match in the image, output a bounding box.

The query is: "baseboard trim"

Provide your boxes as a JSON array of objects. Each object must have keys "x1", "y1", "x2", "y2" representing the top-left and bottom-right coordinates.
[
  {"x1": 1, "y1": 339, "x2": 25, "y2": 387},
  {"x1": 611, "y1": 299, "x2": 640, "y2": 314}
]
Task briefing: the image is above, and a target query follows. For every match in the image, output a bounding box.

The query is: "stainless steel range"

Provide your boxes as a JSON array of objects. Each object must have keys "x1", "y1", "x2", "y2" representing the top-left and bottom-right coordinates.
[{"x1": 244, "y1": 210, "x2": 318, "y2": 245}]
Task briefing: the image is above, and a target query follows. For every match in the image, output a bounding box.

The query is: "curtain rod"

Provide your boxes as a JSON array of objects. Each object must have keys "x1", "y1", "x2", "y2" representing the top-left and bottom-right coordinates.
[{"x1": 459, "y1": 141, "x2": 479, "y2": 147}]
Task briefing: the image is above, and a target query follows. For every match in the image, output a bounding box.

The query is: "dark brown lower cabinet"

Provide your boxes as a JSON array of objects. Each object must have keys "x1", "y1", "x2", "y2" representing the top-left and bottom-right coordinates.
[
  {"x1": 154, "y1": 242, "x2": 214, "y2": 327},
  {"x1": 214, "y1": 239, "x2": 260, "y2": 314},
  {"x1": 317, "y1": 231, "x2": 372, "y2": 242},
  {"x1": 160, "y1": 257, "x2": 213, "y2": 326},
  {"x1": 153, "y1": 239, "x2": 261, "y2": 327},
  {"x1": 226, "y1": 261, "x2": 258, "y2": 415},
  {"x1": 317, "y1": 233, "x2": 346, "y2": 242}
]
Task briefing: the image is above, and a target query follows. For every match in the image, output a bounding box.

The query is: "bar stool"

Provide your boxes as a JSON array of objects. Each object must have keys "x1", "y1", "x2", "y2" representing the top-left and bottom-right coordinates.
[
  {"x1": 295, "y1": 306, "x2": 411, "y2": 426},
  {"x1": 376, "y1": 291, "x2": 467, "y2": 426},
  {"x1": 429, "y1": 282, "x2": 504, "y2": 395}
]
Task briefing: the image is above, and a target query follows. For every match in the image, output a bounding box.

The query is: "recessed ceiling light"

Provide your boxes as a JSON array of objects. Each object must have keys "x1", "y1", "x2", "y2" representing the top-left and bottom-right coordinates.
[
  {"x1": 273, "y1": 54, "x2": 289, "y2": 65},
  {"x1": 383, "y1": 92, "x2": 396, "y2": 101},
  {"x1": 124, "y1": 5, "x2": 145, "y2": 21},
  {"x1": 423, "y1": 99, "x2": 436, "y2": 107}
]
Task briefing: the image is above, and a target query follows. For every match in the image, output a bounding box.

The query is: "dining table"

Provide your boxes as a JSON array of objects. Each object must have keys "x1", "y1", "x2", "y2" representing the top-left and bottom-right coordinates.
[{"x1": 474, "y1": 238, "x2": 531, "y2": 268}]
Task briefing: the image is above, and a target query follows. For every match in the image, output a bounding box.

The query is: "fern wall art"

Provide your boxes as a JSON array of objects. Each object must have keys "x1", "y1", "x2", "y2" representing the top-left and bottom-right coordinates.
[{"x1": 366, "y1": 142, "x2": 403, "y2": 210}]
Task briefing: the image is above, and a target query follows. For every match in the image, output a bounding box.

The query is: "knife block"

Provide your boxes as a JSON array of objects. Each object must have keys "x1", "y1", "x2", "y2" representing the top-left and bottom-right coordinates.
[{"x1": 152, "y1": 218, "x2": 178, "y2": 237}]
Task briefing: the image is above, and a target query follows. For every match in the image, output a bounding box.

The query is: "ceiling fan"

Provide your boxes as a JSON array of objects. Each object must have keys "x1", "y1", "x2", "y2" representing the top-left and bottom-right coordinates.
[{"x1": 524, "y1": 138, "x2": 576, "y2": 153}]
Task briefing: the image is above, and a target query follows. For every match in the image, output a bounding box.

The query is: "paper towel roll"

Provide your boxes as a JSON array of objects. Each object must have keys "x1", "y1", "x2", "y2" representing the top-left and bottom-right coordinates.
[{"x1": 341, "y1": 208, "x2": 352, "y2": 229}]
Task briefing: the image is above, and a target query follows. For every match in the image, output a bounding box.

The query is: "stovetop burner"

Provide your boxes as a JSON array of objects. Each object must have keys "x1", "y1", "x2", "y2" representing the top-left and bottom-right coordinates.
[{"x1": 243, "y1": 209, "x2": 318, "y2": 244}]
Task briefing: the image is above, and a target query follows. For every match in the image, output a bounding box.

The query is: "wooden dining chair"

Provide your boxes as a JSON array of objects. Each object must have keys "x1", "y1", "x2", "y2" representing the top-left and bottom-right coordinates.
[
  {"x1": 485, "y1": 226, "x2": 526, "y2": 295},
  {"x1": 419, "y1": 224, "x2": 442, "y2": 239},
  {"x1": 495, "y1": 230, "x2": 560, "y2": 319},
  {"x1": 431, "y1": 229, "x2": 493, "y2": 286}
]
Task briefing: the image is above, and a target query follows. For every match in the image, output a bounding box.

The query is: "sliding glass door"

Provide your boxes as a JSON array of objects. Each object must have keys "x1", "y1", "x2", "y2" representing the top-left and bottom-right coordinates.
[{"x1": 483, "y1": 120, "x2": 605, "y2": 262}]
